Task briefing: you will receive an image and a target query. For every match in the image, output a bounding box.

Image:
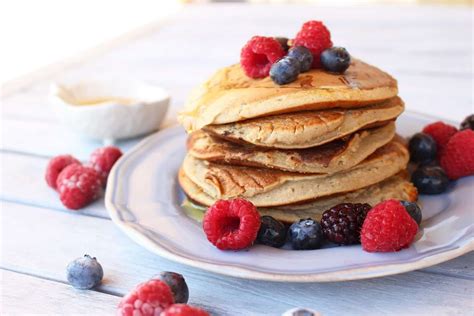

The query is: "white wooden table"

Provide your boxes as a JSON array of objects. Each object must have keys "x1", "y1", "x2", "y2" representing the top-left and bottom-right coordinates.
[{"x1": 1, "y1": 4, "x2": 473, "y2": 315}]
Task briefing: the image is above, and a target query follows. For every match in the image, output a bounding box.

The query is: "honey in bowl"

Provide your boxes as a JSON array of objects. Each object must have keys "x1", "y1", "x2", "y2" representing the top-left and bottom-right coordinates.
[{"x1": 70, "y1": 96, "x2": 137, "y2": 106}]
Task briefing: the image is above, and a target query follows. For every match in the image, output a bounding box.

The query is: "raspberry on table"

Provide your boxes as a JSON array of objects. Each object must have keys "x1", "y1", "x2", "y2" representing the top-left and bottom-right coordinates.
[
  {"x1": 321, "y1": 203, "x2": 371, "y2": 245},
  {"x1": 293, "y1": 20, "x2": 332, "y2": 68},
  {"x1": 440, "y1": 129, "x2": 474, "y2": 180},
  {"x1": 361, "y1": 200, "x2": 418, "y2": 252},
  {"x1": 240, "y1": 36, "x2": 285, "y2": 78},
  {"x1": 45, "y1": 155, "x2": 81, "y2": 190},
  {"x1": 161, "y1": 304, "x2": 210, "y2": 316},
  {"x1": 56, "y1": 164, "x2": 102, "y2": 210},
  {"x1": 117, "y1": 279, "x2": 174, "y2": 316},
  {"x1": 203, "y1": 198, "x2": 261, "y2": 250},
  {"x1": 422, "y1": 121, "x2": 458, "y2": 157},
  {"x1": 89, "y1": 146, "x2": 123, "y2": 185}
]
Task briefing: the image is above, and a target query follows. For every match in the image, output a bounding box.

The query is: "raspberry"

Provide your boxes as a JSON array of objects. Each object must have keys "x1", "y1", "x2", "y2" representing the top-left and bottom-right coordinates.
[
  {"x1": 56, "y1": 164, "x2": 102, "y2": 210},
  {"x1": 293, "y1": 21, "x2": 332, "y2": 68},
  {"x1": 89, "y1": 146, "x2": 122, "y2": 185},
  {"x1": 440, "y1": 129, "x2": 474, "y2": 180},
  {"x1": 240, "y1": 36, "x2": 285, "y2": 79},
  {"x1": 321, "y1": 203, "x2": 371, "y2": 245},
  {"x1": 422, "y1": 121, "x2": 457, "y2": 157},
  {"x1": 361, "y1": 200, "x2": 418, "y2": 252},
  {"x1": 118, "y1": 279, "x2": 174, "y2": 316},
  {"x1": 203, "y1": 198, "x2": 261, "y2": 250},
  {"x1": 45, "y1": 155, "x2": 81, "y2": 190},
  {"x1": 161, "y1": 304, "x2": 210, "y2": 316}
]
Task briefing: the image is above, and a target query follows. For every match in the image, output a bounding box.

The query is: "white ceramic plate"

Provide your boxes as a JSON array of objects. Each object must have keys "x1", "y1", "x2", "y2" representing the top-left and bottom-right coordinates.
[{"x1": 105, "y1": 112, "x2": 474, "y2": 282}]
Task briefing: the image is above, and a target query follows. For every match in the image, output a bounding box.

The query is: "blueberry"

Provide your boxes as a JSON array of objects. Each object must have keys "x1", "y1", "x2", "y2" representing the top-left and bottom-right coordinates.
[
  {"x1": 409, "y1": 133, "x2": 437, "y2": 164},
  {"x1": 460, "y1": 114, "x2": 474, "y2": 130},
  {"x1": 270, "y1": 57, "x2": 301, "y2": 85},
  {"x1": 288, "y1": 46, "x2": 313, "y2": 72},
  {"x1": 288, "y1": 218, "x2": 323, "y2": 250},
  {"x1": 401, "y1": 201, "x2": 423, "y2": 225},
  {"x1": 412, "y1": 165, "x2": 450, "y2": 194},
  {"x1": 257, "y1": 216, "x2": 287, "y2": 248},
  {"x1": 156, "y1": 272, "x2": 189, "y2": 303},
  {"x1": 66, "y1": 255, "x2": 103, "y2": 289},
  {"x1": 320, "y1": 47, "x2": 351, "y2": 73},
  {"x1": 274, "y1": 37, "x2": 289, "y2": 52}
]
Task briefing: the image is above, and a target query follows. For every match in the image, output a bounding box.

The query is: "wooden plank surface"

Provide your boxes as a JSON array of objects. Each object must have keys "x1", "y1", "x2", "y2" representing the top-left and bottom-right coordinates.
[
  {"x1": 2, "y1": 202, "x2": 473, "y2": 316},
  {"x1": 1, "y1": 4, "x2": 473, "y2": 315}
]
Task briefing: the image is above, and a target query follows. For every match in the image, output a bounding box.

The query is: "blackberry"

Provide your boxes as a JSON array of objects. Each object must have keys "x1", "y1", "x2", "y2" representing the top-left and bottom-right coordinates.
[
  {"x1": 257, "y1": 216, "x2": 287, "y2": 248},
  {"x1": 321, "y1": 203, "x2": 371, "y2": 245}
]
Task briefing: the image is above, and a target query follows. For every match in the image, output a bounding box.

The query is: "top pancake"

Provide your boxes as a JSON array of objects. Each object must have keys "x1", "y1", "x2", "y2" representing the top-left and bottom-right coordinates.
[{"x1": 178, "y1": 59, "x2": 398, "y2": 132}]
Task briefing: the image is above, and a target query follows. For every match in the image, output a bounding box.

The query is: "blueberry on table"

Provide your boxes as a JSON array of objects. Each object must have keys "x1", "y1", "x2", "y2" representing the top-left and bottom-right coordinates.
[
  {"x1": 66, "y1": 254, "x2": 103, "y2": 289},
  {"x1": 274, "y1": 37, "x2": 290, "y2": 51},
  {"x1": 412, "y1": 165, "x2": 450, "y2": 194},
  {"x1": 270, "y1": 56, "x2": 301, "y2": 85},
  {"x1": 401, "y1": 200, "x2": 423, "y2": 225},
  {"x1": 460, "y1": 114, "x2": 474, "y2": 130},
  {"x1": 288, "y1": 218, "x2": 323, "y2": 250},
  {"x1": 288, "y1": 46, "x2": 313, "y2": 72},
  {"x1": 257, "y1": 216, "x2": 287, "y2": 248},
  {"x1": 409, "y1": 133, "x2": 437, "y2": 163},
  {"x1": 320, "y1": 47, "x2": 351, "y2": 73},
  {"x1": 156, "y1": 271, "x2": 189, "y2": 303}
]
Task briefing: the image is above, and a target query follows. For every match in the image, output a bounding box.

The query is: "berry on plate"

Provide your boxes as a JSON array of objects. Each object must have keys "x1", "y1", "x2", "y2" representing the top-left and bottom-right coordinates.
[
  {"x1": 66, "y1": 254, "x2": 103, "y2": 290},
  {"x1": 411, "y1": 164, "x2": 450, "y2": 194},
  {"x1": 361, "y1": 199, "x2": 418, "y2": 252},
  {"x1": 320, "y1": 47, "x2": 351, "y2": 73},
  {"x1": 460, "y1": 114, "x2": 474, "y2": 130},
  {"x1": 203, "y1": 198, "x2": 261, "y2": 250},
  {"x1": 155, "y1": 272, "x2": 189, "y2": 304},
  {"x1": 422, "y1": 121, "x2": 457, "y2": 157},
  {"x1": 161, "y1": 304, "x2": 210, "y2": 316},
  {"x1": 321, "y1": 203, "x2": 371, "y2": 245},
  {"x1": 257, "y1": 216, "x2": 287, "y2": 248},
  {"x1": 45, "y1": 154, "x2": 81, "y2": 189},
  {"x1": 288, "y1": 218, "x2": 323, "y2": 250},
  {"x1": 270, "y1": 56, "x2": 301, "y2": 85},
  {"x1": 287, "y1": 46, "x2": 313, "y2": 72},
  {"x1": 56, "y1": 164, "x2": 102, "y2": 210},
  {"x1": 293, "y1": 20, "x2": 332, "y2": 68},
  {"x1": 118, "y1": 279, "x2": 174, "y2": 316},
  {"x1": 408, "y1": 132, "x2": 437, "y2": 164},
  {"x1": 400, "y1": 201, "x2": 422, "y2": 226},
  {"x1": 240, "y1": 36, "x2": 285, "y2": 78},
  {"x1": 440, "y1": 129, "x2": 474, "y2": 180},
  {"x1": 89, "y1": 146, "x2": 123, "y2": 185}
]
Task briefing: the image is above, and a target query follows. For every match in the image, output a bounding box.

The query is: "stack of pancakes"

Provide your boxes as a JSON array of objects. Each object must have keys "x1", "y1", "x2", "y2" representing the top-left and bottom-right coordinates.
[{"x1": 178, "y1": 59, "x2": 417, "y2": 223}]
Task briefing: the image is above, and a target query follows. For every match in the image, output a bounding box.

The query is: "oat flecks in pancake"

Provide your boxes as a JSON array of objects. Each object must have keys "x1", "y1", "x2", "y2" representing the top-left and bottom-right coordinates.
[
  {"x1": 181, "y1": 140, "x2": 409, "y2": 207},
  {"x1": 178, "y1": 170, "x2": 417, "y2": 224},
  {"x1": 188, "y1": 123, "x2": 396, "y2": 174},
  {"x1": 178, "y1": 59, "x2": 398, "y2": 132},
  {"x1": 203, "y1": 97, "x2": 404, "y2": 149}
]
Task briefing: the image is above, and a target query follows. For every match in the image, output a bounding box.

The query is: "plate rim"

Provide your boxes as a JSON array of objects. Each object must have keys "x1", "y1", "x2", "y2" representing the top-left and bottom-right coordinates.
[{"x1": 105, "y1": 111, "x2": 474, "y2": 282}]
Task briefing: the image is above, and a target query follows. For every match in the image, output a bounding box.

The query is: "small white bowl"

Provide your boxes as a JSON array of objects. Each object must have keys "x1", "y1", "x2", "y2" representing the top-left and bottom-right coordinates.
[{"x1": 50, "y1": 80, "x2": 170, "y2": 143}]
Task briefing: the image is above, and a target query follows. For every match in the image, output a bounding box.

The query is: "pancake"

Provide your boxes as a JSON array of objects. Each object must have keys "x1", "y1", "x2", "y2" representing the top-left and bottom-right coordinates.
[
  {"x1": 188, "y1": 123, "x2": 395, "y2": 174},
  {"x1": 203, "y1": 97, "x2": 403, "y2": 149},
  {"x1": 180, "y1": 140, "x2": 409, "y2": 207},
  {"x1": 179, "y1": 59, "x2": 398, "y2": 132},
  {"x1": 179, "y1": 172, "x2": 418, "y2": 224}
]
